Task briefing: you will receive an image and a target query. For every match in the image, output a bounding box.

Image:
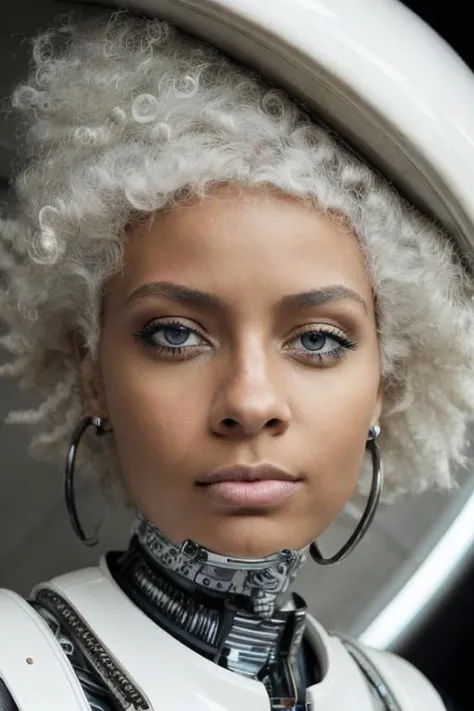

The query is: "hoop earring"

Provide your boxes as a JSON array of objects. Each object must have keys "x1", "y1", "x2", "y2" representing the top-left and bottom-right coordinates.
[
  {"x1": 64, "y1": 415, "x2": 109, "y2": 547},
  {"x1": 310, "y1": 424, "x2": 383, "y2": 566}
]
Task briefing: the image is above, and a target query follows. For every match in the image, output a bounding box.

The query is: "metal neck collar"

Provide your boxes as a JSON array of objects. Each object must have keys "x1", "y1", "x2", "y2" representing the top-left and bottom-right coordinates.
[
  {"x1": 111, "y1": 512, "x2": 311, "y2": 695},
  {"x1": 132, "y1": 511, "x2": 308, "y2": 618}
]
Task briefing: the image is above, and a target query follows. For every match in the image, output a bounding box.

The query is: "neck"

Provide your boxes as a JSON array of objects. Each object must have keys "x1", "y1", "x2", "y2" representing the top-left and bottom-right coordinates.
[
  {"x1": 110, "y1": 511, "x2": 309, "y2": 688},
  {"x1": 133, "y1": 511, "x2": 307, "y2": 618}
]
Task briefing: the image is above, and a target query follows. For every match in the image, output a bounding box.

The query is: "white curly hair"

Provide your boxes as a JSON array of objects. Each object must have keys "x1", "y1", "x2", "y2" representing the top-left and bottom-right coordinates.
[{"x1": 1, "y1": 8, "x2": 473, "y2": 502}]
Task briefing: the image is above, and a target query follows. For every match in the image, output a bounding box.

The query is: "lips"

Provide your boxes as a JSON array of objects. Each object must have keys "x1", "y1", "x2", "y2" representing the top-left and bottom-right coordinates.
[
  {"x1": 197, "y1": 464, "x2": 302, "y2": 508},
  {"x1": 197, "y1": 463, "x2": 299, "y2": 485}
]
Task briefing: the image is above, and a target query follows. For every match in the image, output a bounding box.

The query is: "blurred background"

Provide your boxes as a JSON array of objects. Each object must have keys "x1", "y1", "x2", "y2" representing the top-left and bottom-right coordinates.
[{"x1": 1, "y1": 1, "x2": 474, "y2": 708}]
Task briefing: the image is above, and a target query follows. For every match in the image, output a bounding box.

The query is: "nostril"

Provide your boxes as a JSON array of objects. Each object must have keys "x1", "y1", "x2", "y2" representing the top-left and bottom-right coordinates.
[
  {"x1": 222, "y1": 418, "x2": 238, "y2": 428},
  {"x1": 266, "y1": 418, "x2": 280, "y2": 429}
]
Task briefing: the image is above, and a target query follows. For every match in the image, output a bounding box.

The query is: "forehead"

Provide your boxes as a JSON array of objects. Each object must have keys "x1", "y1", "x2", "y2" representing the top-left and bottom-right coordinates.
[{"x1": 116, "y1": 186, "x2": 372, "y2": 307}]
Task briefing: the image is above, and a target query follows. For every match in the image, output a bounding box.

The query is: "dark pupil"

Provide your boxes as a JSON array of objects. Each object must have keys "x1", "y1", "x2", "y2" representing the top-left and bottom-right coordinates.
[
  {"x1": 163, "y1": 326, "x2": 189, "y2": 346},
  {"x1": 301, "y1": 332, "x2": 325, "y2": 351}
]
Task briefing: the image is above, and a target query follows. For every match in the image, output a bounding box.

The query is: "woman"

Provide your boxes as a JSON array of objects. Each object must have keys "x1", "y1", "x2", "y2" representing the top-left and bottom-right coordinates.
[{"x1": 0, "y1": 1, "x2": 473, "y2": 708}]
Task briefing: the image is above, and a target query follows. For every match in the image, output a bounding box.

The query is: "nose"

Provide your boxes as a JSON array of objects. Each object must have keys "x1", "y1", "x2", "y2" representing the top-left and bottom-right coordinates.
[{"x1": 210, "y1": 349, "x2": 291, "y2": 439}]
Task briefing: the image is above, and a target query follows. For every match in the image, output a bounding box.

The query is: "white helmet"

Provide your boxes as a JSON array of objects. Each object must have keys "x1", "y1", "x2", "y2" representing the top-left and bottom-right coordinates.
[
  {"x1": 67, "y1": 0, "x2": 474, "y2": 269},
  {"x1": 4, "y1": 0, "x2": 474, "y2": 262}
]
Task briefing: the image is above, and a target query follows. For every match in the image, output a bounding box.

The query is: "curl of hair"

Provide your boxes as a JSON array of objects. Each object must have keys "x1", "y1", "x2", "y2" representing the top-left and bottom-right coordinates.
[{"x1": 1, "y1": 9, "x2": 474, "y2": 502}]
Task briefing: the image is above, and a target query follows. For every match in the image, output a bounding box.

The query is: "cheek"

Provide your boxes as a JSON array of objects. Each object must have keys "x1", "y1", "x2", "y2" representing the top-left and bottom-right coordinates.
[
  {"x1": 99, "y1": 350, "x2": 209, "y2": 482},
  {"x1": 291, "y1": 358, "x2": 379, "y2": 520}
]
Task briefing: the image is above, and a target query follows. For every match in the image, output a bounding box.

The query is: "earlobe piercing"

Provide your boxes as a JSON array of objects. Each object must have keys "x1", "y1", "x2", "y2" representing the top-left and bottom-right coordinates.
[{"x1": 310, "y1": 424, "x2": 383, "y2": 566}]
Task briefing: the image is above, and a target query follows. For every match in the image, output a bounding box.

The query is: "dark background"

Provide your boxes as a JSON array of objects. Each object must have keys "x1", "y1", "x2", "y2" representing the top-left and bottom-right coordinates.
[{"x1": 402, "y1": 0, "x2": 471, "y2": 67}]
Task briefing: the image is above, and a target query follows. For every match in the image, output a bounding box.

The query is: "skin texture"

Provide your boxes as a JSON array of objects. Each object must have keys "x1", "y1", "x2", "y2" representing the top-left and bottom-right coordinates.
[{"x1": 83, "y1": 185, "x2": 382, "y2": 558}]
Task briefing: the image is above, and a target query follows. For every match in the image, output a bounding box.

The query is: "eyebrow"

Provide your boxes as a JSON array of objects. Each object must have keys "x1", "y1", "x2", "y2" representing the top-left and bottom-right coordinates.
[
  {"x1": 126, "y1": 281, "x2": 368, "y2": 314},
  {"x1": 279, "y1": 285, "x2": 368, "y2": 314},
  {"x1": 126, "y1": 281, "x2": 224, "y2": 310}
]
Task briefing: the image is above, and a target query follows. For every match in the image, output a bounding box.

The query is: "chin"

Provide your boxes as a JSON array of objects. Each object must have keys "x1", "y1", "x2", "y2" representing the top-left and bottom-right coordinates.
[{"x1": 198, "y1": 514, "x2": 312, "y2": 559}]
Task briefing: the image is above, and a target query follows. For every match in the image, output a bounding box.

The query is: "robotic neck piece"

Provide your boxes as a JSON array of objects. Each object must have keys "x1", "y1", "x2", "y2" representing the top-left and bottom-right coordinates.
[
  {"x1": 110, "y1": 511, "x2": 310, "y2": 694},
  {"x1": 133, "y1": 512, "x2": 307, "y2": 617}
]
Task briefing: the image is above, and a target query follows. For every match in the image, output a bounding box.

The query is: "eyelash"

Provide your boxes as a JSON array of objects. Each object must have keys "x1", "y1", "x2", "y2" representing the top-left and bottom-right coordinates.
[
  {"x1": 286, "y1": 326, "x2": 357, "y2": 364},
  {"x1": 133, "y1": 319, "x2": 357, "y2": 363},
  {"x1": 133, "y1": 319, "x2": 207, "y2": 358}
]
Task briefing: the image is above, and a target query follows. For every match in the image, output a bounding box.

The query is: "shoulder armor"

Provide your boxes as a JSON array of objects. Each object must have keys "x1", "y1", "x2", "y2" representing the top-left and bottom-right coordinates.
[
  {"x1": 0, "y1": 571, "x2": 446, "y2": 711},
  {"x1": 304, "y1": 615, "x2": 445, "y2": 711},
  {"x1": 0, "y1": 588, "x2": 90, "y2": 711},
  {"x1": 348, "y1": 639, "x2": 446, "y2": 711}
]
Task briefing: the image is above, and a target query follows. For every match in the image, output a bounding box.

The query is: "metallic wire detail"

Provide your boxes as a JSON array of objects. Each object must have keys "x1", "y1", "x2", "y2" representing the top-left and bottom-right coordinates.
[
  {"x1": 134, "y1": 512, "x2": 308, "y2": 618},
  {"x1": 118, "y1": 543, "x2": 308, "y2": 684},
  {"x1": 223, "y1": 612, "x2": 287, "y2": 678},
  {"x1": 338, "y1": 635, "x2": 402, "y2": 711},
  {"x1": 35, "y1": 589, "x2": 149, "y2": 711},
  {"x1": 32, "y1": 601, "x2": 114, "y2": 710},
  {"x1": 129, "y1": 556, "x2": 222, "y2": 648}
]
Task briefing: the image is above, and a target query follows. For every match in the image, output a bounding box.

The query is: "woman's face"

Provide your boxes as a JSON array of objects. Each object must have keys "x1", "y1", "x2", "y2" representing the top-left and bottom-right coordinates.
[{"x1": 89, "y1": 186, "x2": 381, "y2": 558}]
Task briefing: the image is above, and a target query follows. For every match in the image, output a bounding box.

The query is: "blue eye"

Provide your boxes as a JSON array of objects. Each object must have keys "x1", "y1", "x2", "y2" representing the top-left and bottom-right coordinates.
[
  {"x1": 289, "y1": 327, "x2": 357, "y2": 363},
  {"x1": 154, "y1": 325, "x2": 198, "y2": 347},
  {"x1": 300, "y1": 332, "x2": 327, "y2": 352},
  {"x1": 134, "y1": 320, "x2": 206, "y2": 354}
]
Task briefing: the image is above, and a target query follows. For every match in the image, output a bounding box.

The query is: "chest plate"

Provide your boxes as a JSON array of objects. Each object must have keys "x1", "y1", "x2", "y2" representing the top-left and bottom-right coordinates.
[{"x1": 0, "y1": 562, "x2": 444, "y2": 711}]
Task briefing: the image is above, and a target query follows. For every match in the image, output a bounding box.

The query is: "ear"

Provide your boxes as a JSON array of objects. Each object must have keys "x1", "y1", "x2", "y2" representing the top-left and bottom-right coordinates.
[
  {"x1": 72, "y1": 332, "x2": 110, "y2": 422},
  {"x1": 371, "y1": 382, "x2": 383, "y2": 429},
  {"x1": 79, "y1": 355, "x2": 109, "y2": 420}
]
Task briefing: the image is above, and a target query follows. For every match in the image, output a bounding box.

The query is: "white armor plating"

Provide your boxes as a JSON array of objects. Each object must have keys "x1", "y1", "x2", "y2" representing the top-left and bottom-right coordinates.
[{"x1": 0, "y1": 560, "x2": 445, "y2": 710}]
